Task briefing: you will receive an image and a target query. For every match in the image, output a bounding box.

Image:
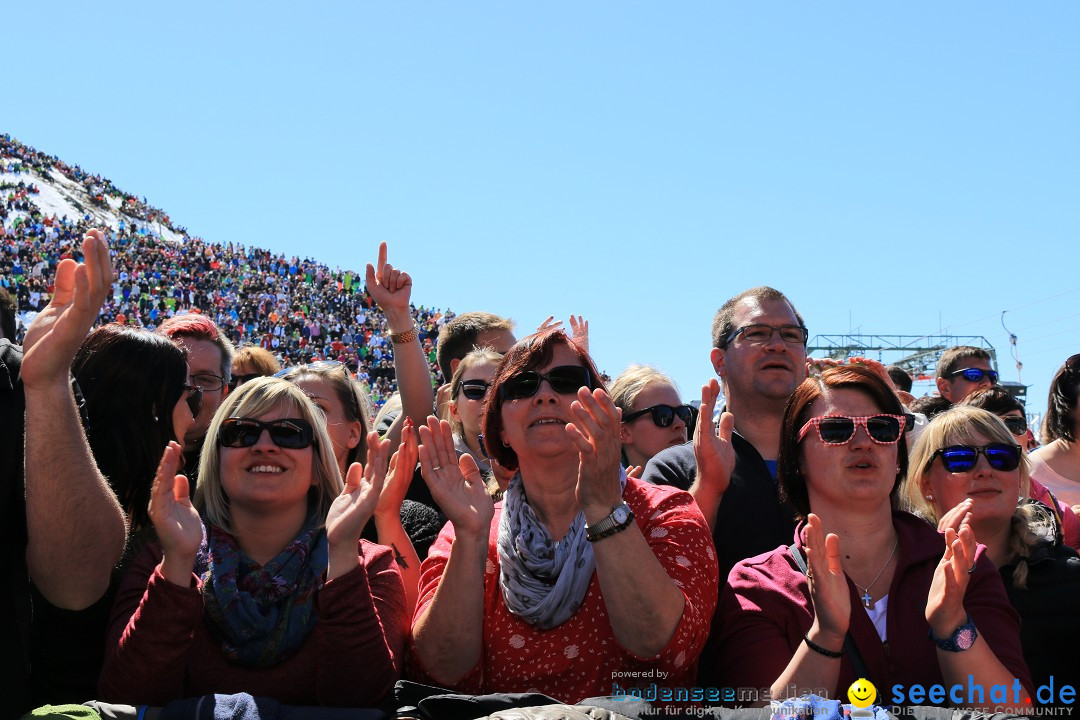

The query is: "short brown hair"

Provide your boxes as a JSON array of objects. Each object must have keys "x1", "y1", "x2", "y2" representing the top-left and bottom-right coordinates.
[
  {"x1": 777, "y1": 365, "x2": 908, "y2": 521},
  {"x1": 936, "y1": 346, "x2": 992, "y2": 380},
  {"x1": 711, "y1": 286, "x2": 805, "y2": 349},
  {"x1": 436, "y1": 312, "x2": 514, "y2": 380},
  {"x1": 482, "y1": 329, "x2": 604, "y2": 471},
  {"x1": 232, "y1": 345, "x2": 281, "y2": 377}
]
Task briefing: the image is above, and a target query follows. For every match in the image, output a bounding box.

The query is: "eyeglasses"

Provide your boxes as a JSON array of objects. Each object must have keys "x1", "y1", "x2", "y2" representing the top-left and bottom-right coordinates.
[
  {"x1": 227, "y1": 373, "x2": 262, "y2": 391},
  {"x1": 218, "y1": 417, "x2": 315, "y2": 449},
  {"x1": 724, "y1": 324, "x2": 808, "y2": 348},
  {"x1": 947, "y1": 367, "x2": 999, "y2": 384},
  {"x1": 622, "y1": 404, "x2": 696, "y2": 429},
  {"x1": 190, "y1": 372, "x2": 226, "y2": 392},
  {"x1": 456, "y1": 380, "x2": 491, "y2": 401},
  {"x1": 183, "y1": 384, "x2": 204, "y2": 418},
  {"x1": 500, "y1": 365, "x2": 591, "y2": 401},
  {"x1": 797, "y1": 414, "x2": 907, "y2": 445},
  {"x1": 1001, "y1": 415, "x2": 1028, "y2": 437},
  {"x1": 931, "y1": 443, "x2": 1022, "y2": 473}
]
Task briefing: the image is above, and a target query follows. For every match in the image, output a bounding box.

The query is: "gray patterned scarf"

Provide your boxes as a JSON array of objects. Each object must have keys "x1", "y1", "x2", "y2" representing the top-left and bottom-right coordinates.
[{"x1": 497, "y1": 469, "x2": 626, "y2": 629}]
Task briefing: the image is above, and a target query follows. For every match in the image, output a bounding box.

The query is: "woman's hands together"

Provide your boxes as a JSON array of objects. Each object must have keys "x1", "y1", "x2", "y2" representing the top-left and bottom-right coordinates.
[
  {"x1": 803, "y1": 513, "x2": 850, "y2": 649},
  {"x1": 926, "y1": 522, "x2": 978, "y2": 638},
  {"x1": 418, "y1": 417, "x2": 494, "y2": 539},
  {"x1": 326, "y1": 432, "x2": 390, "y2": 581},
  {"x1": 149, "y1": 441, "x2": 204, "y2": 586},
  {"x1": 566, "y1": 387, "x2": 623, "y2": 519}
]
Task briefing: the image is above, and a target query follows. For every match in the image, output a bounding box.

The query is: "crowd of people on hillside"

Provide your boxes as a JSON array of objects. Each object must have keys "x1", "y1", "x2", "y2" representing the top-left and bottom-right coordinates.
[{"x1": 4, "y1": 137, "x2": 1080, "y2": 720}]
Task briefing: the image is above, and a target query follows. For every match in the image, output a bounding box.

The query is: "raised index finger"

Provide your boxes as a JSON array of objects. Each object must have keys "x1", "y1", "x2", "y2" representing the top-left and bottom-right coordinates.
[{"x1": 377, "y1": 241, "x2": 388, "y2": 275}]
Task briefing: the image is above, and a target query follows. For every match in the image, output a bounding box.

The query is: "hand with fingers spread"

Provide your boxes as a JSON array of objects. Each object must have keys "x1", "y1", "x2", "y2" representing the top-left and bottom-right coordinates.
[
  {"x1": 327, "y1": 432, "x2": 391, "y2": 580},
  {"x1": 568, "y1": 315, "x2": 589, "y2": 354},
  {"x1": 565, "y1": 387, "x2": 624, "y2": 516},
  {"x1": 802, "y1": 513, "x2": 851, "y2": 646},
  {"x1": 537, "y1": 315, "x2": 561, "y2": 334},
  {"x1": 690, "y1": 379, "x2": 736, "y2": 524},
  {"x1": 149, "y1": 441, "x2": 205, "y2": 586},
  {"x1": 22, "y1": 228, "x2": 114, "y2": 389},
  {"x1": 377, "y1": 418, "x2": 418, "y2": 524},
  {"x1": 418, "y1": 416, "x2": 493, "y2": 538},
  {"x1": 365, "y1": 241, "x2": 413, "y2": 331},
  {"x1": 926, "y1": 522, "x2": 978, "y2": 637}
]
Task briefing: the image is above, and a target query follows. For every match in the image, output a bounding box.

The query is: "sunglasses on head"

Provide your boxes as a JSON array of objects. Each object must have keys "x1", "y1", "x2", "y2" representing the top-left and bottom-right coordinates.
[
  {"x1": 797, "y1": 414, "x2": 907, "y2": 445},
  {"x1": 931, "y1": 443, "x2": 1022, "y2": 473},
  {"x1": 948, "y1": 367, "x2": 999, "y2": 384},
  {"x1": 623, "y1": 403, "x2": 696, "y2": 429},
  {"x1": 1065, "y1": 354, "x2": 1080, "y2": 373},
  {"x1": 183, "y1": 384, "x2": 204, "y2": 418},
  {"x1": 500, "y1": 365, "x2": 591, "y2": 401},
  {"x1": 1001, "y1": 415, "x2": 1028, "y2": 436},
  {"x1": 457, "y1": 380, "x2": 491, "y2": 401},
  {"x1": 218, "y1": 417, "x2": 315, "y2": 449}
]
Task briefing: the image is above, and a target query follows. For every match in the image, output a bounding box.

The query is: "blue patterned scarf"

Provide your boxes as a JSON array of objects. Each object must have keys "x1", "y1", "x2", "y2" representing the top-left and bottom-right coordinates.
[{"x1": 196, "y1": 513, "x2": 328, "y2": 667}]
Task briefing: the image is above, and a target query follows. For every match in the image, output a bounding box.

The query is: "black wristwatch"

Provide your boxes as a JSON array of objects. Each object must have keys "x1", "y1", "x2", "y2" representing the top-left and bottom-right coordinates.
[
  {"x1": 585, "y1": 502, "x2": 634, "y2": 542},
  {"x1": 929, "y1": 615, "x2": 978, "y2": 652}
]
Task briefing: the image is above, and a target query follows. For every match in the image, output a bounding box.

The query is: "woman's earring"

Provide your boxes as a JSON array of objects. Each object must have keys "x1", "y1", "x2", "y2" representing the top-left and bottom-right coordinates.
[{"x1": 925, "y1": 494, "x2": 934, "y2": 501}]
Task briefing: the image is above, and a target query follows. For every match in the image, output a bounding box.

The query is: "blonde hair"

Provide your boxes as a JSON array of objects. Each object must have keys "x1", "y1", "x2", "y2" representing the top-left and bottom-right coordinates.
[
  {"x1": 445, "y1": 348, "x2": 503, "y2": 436},
  {"x1": 194, "y1": 377, "x2": 343, "y2": 534},
  {"x1": 232, "y1": 344, "x2": 282, "y2": 376},
  {"x1": 608, "y1": 365, "x2": 678, "y2": 415},
  {"x1": 901, "y1": 405, "x2": 1030, "y2": 523}
]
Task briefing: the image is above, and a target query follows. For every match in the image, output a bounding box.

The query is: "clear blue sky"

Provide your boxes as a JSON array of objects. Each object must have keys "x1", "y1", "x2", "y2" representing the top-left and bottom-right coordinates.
[{"x1": 5, "y1": 2, "x2": 1078, "y2": 417}]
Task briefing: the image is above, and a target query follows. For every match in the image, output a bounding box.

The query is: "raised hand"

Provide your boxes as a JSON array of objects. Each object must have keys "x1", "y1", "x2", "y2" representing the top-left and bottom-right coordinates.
[
  {"x1": 693, "y1": 379, "x2": 736, "y2": 500},
  {"x1": 148, "y1": 441, "x2": 204, "y2": 586},
  {"x1": 936, "y1": 498, "x2": 974, "y2": 535},
  {"x1": 365, "y1": 241, "x2": 413, "y2": 328},
  {"x1": 568, "y1": 315, "x2": 589, "y2": 354},
  {"x1": 566, "y1": 387, "x2": 623, "y2": 516},
  {"x1": 326, "y1": 432, "x2": 390, "y2": 577},
  {"x1": 926, "y1": 522, "x2": 977, "y2": 637},
  {"x1": 22, "y1": 229, "x2": 113, "y2": 389},
  {"x1": 376, "y1": 418, "x2": 418, "y2": 524},
  {"x1": 418, "y1": 416, "x2": 493, "y2": 538},
  {"x1": 803, "y1": 513, "x2": 851, "y2": 645}
]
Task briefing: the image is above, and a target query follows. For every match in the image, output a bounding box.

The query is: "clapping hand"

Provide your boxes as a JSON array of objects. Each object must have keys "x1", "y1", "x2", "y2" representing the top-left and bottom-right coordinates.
[
  {"x1": 326, "y1": 432, "x2": 391, "y2": 580},
  {"x1": 376, "y1": 418, "x2": 418, "y2": 524},
  {"x1": 418, "y1": 417, "x2": 493, "y2": 539},
  {"x1": 566, "y1": 387, "x2": 623, "y2": 516},
  {"x1": 926, "y1": 522, "x2": 978, "y2": 638},
  {"x1": 149, "y1": 442, "x2": 204, "y2": 587},
  {"x1": 693, "y1": 379, "x2": 736, "y2": 500},
  {"x1": 22, "y1": 229, "x2": 113, "y2": 389},
  {"x1": 803, "y1": 513, "x2": 850, "y2": 647}
]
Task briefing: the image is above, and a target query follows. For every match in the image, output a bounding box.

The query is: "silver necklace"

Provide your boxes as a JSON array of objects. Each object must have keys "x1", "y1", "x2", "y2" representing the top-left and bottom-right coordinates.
[{"x1": 854, "y1": 536, "x2": 898, "y2": 610}]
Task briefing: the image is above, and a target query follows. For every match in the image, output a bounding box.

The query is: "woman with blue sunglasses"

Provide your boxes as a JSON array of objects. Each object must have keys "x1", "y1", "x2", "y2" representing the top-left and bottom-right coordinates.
[
  {"x1": 99, "y1": 378, "x2": 407, "y2": 707},
  {"x1": 904, "y1": 405, "x2": 1080, "y2": 694},
  {"x1": 408, "y1": 329, "x2": 718, "y2": 703}
]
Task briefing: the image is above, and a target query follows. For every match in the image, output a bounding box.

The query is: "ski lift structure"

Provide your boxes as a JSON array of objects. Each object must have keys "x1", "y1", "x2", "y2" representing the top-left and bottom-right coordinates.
[{"x1": 807, "y1": 334, "x2": 1028, "y2": 404}]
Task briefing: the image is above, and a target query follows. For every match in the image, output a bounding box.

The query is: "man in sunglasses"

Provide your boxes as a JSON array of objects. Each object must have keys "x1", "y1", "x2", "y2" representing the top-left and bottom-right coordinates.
[
  {"x1": 156, "y1": 314, "x2": 236, "y2": 482},
  {"x1": 642, "y1": 286, "x2": 806, "y2": 582},
  {"x1": 935, "y1": 345, "x2": 998, "y2": 404}
]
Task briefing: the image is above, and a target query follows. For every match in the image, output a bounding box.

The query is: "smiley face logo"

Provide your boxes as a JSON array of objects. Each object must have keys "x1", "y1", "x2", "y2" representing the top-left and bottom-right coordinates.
[{"x1": 847, "y1": 678, "x2": 877, "y2": 708}]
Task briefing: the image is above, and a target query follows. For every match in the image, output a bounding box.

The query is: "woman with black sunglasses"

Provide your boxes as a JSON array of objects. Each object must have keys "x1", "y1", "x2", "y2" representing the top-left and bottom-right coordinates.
[
  {"x1": 1029, "y1": 354, "x2": 1080, "y2": 511},
  {"x1": 704, "y1": 365, "x2": 1032, "y2": 709},
  {"x1": 903, "y1": 405, "x2": 1080, "y2": 694},
  {"x1": 609, "y1": 364, "x2": 693, "y2": 471},
  {"x1": 99, "y1": 377, "x2": 407, "y2": 707},
  {"x1": 445, "y1": 348, "x2": 505, "y2": 488},
  {"x1": 407, "y1": 329, "x2": 718, "y2": 703}
]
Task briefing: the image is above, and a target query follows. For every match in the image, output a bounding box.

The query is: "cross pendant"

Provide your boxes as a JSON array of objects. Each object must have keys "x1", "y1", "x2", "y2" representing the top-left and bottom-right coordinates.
[{"x1": 862, "y1": 591, "x2": 872, "y2": 609}]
